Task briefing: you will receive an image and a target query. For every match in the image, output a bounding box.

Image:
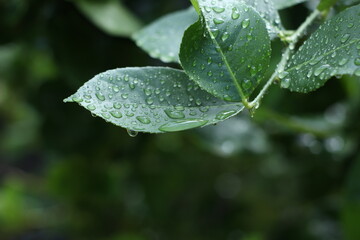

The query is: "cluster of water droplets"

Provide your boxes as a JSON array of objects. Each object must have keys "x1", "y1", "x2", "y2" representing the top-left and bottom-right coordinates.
[{"x1": 65, "y1": 68, "x2": 244, "y2": 134}]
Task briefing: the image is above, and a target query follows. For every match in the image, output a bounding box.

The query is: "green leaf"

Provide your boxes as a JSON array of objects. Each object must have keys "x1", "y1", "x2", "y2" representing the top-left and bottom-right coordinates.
[
  {"x1": 272, "y1": 0, "x2": 308, "y2": 10},
  {"x1": 132, "y1": 8, "x2": 198, "y2": 63},
  {"x1": 282, "y1": 4, "x2": 360, "y2": 93},
  {"x1": 64, "y1": 67, "x2": 244, "y2": 133},
  {"x1": 179, "y1": 0, "x2": 272, "y2": 102},
  {"x1": 75, "y1": 0, "x2": 142, "y2": 37}
]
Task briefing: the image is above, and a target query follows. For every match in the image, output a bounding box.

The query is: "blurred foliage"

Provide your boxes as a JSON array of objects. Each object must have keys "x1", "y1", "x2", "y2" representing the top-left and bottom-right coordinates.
[{"x1": 0, "y1": 0, "x2": 359, "y2": 240}]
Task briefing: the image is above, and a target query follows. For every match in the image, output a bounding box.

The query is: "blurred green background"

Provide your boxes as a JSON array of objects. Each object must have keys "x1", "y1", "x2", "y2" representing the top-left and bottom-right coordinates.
[{"x1": 0, "y1": 0, "x2": 360, "y2": 239}]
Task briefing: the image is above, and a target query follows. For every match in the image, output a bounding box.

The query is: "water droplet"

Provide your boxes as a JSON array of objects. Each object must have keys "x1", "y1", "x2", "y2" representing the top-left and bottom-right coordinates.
[
  {"x1": 96, "y1": 92, "x2": 105, "y2": 101},
  {"x1": 354, "y1": 58, "x2": 360, "y2": 66},
  {"x1": 314, "y1": 65, "x2": 329, "y2": 77},
  {"x1": 212, "y1": 7, "x2": 225, "y2": 13},
  {"x1": 159, "y1": 119, "x2": 208, "y2": 132},
  {"x1": 221, "y1": 32, "x2": 229, "y2": 42},
  {"x1": 278, "y1": 71, "x2": 289, "y2": 79},
  {"x1": 281, "y1": 78, "x2": 290, "y2": 88},
  {"x1": 127, "y1": 129, "x2": 138, "y2": 137},
  {"x1": 231, "y1": 8, "x2": 240, "y2": 20},
  {"x1": 136, "y1": 116, "x2": 151, "y2": 124},
  {"x1": 242, "y1": 19, "x2": 250, "y2": 28},
  {"x1": 216, "y1": 110, "x2": 237, "y2": 120},
  {"x1": 340, "y1": 33, "x2": 350, "y2": 43},
  {"x1": 338, "y1": 58, "x2": 348, "y2": 66},
  {"x1": 101, "y1": 113, "x2": 111, "y2": 120},
  {"x1": 200, "y1": 106, "x2": 210, "y2": 113},
  {"x1": 242, "y1": 79, "x2": 252, "y2": 90},
  {"x1": 355, "y1": 68, "x2": 360, "y2": 77},
  {"x1": 213, "y1": 18, "x2": 224, "y2": 24},
  {"x1": 307, "y1": 69, "x2": 313, "y2": 78},
  {"x1": 129, "y1": 83, "x2": 136, "y2": 89},
  {"x1": 204, "y1": 6, "x2": 211, "y2": 13},
  {"x1": 72, "y1": 96, "x2": 83, "y2": 103},
  {"x1": 146, "y1": 97, "x2": 154, "y2": 105},
  {"x1": 113, "y1": 103, "x2": 122, "y2": 109},
  {"x1": 110, "y1": 111, "x2": 122, "y2": 118},
  {"x1": 84, "y1": 94, "x2": 92, "y2": 100},
  {"x1": 121, "y1": 93, "x2": 129, "y2": 99},
  {"x1": 87, "y1": 104, "x2": 96, "y2": 111},
  {"x1": 223, "y1": 95, "x2": 232, "y2": 101},
  {"x1": 144, "y1": 87, "x2": 152, "y2": 96},
  {"x1": 309, "y1": 56, "x2": 323, "y2": 66},
  {"x1": 164, "y1": 109, "x2": 185, "y2": 119},
  {"x1": 112, "y1": 86, "x2": 120, "y2": 93}
]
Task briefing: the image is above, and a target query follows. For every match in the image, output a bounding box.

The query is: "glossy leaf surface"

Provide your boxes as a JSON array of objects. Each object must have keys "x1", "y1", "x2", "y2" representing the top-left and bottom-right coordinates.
[
  {"x1": 75, "y1": 0, "x2": 142, "y2": 37},
  {"x1": 282, "y1": 5, "x2": 360, "y2": 93},
  {"x1": 180, "y1": 0, "x2": 272, "y2": 102},
  {"x1": 133, "y1": 8, "x2": 198, "y2": 63},
  {"x1": 64, "y1": 67, "x2": 244, "y2": 133}
]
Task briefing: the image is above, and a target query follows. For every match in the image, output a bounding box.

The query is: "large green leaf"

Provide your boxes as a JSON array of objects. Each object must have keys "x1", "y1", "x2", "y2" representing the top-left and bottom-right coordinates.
[
  {"x1": 132, "y1": 8, "x2": 198, "y2": 63},
  {"x1": 180, "y1": 0, "x2": 272, "y2": 102},
  {"x1": 64, "y1": 67, "x2": 244, "y2": 133},
  {"x1": 282, "y1": 4, "x2": 360, "y2": 93},
  {"x1": 272, "y1": 0, "x2": 308, "y2": 10},
  {"x1": 75, "y1": 0, "x2": 142, "y2": 37}
]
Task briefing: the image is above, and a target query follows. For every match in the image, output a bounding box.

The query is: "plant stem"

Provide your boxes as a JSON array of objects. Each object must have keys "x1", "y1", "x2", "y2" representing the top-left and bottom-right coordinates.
[{"x1": 246, "y1": 9, "x2": 321, "y2": 110}]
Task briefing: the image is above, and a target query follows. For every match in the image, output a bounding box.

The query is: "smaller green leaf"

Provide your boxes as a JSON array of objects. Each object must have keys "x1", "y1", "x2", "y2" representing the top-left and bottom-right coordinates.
[
  {"x1": 64, "y1": 67, "x2": 244, "y2": 134},
  {"x1": 133, "y1": 8, "x2": 198, "y2": 63},
  {"x1": 75, "y1": 0, "x2": 142, "y2": 37},
  {"x1": 282, "y1": 4, "x2": 360, "y2": 93},
  {"x1": 272, "y1": 0, "x2": 308, "y2": 10}
]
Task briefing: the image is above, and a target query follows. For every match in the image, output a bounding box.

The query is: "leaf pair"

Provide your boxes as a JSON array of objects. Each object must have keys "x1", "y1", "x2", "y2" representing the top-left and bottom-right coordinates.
[{"x1": 66, "y1": 0, "x2": 277, "y2": 133}]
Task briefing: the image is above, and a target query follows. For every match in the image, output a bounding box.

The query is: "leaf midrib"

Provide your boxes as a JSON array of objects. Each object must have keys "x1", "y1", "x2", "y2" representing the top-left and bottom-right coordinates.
[{"x1": 201, "y1": 10, "x2": 247, "y2": 102}]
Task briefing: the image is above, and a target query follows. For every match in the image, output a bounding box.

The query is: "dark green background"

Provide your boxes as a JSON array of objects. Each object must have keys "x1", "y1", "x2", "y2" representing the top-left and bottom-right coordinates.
[{"x1": 0, "y1": 0, "x2": 359, "y2": 239}]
